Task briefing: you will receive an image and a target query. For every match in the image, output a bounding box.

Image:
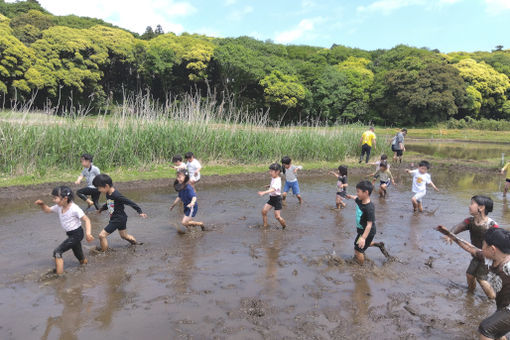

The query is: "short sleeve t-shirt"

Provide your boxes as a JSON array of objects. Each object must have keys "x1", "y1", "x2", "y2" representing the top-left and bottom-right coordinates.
[
  {"x1": 410, "y1": 169, "x2": 431, "y2": 193},
  {"x1": 270, "y1": 177, "x2": 282, "y2": 196},
  {"x1": 375, "y1": 169, "x2": 393, "y2": 182},
  {"x1": 461, "y1": 216, "x2": 499, "y2": 249},
  {"x1": 178, "y1": 184, "x2": 196, "y2": 206},
  {"x1": 392, "y1": 132, "x2": 404, "y2": 150},
  {"x1": 50, "y1": 203, "x2": 85, "y2": 232},
  {"x1": 354, "y1": 198, "x2": 375, "y2": 231},
  {"x1": 284, "y1": 165, "x2": 302, "y2": 182},
  {"x1": 375, "y1": 161, "x2": 390, "y2": 171},
  {"x1": 81, "y1": 165, "x2": 100, "y2": 188},
  {"x1": 475, "y1": 253, "x2": 510, "y2": 310},
  {"x1": 186, "y1": 159, "x2": 202, "y2": 181},
  {"x1": 337, "y1": 175, "x2": 347, "y2": 192},
  {"x1": 503, "y1": 163, "x2": 510, "y2": 180},
  {"x1": 361, "y1": 131, "x2": 376, "y2": 147}
]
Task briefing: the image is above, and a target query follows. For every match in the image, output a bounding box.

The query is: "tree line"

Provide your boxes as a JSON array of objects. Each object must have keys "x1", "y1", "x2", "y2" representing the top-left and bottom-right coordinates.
[{"x1": 1, "y1": 0, "x2": 510, "y2": 125}]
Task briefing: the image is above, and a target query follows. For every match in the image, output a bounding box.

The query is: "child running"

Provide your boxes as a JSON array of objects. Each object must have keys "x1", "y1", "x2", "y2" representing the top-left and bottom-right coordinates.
[
  {"x1": 93, "y1": 174, "x2": 147, "y2": 251},
  {"x1": 281, "y1": 156, "x2": 303, "y2": 204},
  {"x1": 437, "y1": 226, "x2": 510, "y2": 340},
  {"x1": 329, "y1": 165, "x2": 348, "y2": 209},
  {"x1": 75, "y1": 153, "x2": 101, "y2": 210},
  {"x1": 185, "y1": 152, "x2": 202, "y2": 187},
  {"x1": 170, "y1": 169, "x2": 204, "y2": 232},
  {"x1": 372, "y1": 161, "x2": 396, "y2": 198},
  {"x1": 372, "y1": 154, "x2": 390, "y2": 172},
  {"x1": 500, "y1": 161, "x2": 510, "y2": 196},
  {"x1": 35, "y1": 186, "x2": 94, "y2": 274},
  {"x1": 444, "y1": 195, "x2": 498, "y2": 299},
  {"x1": 258, "y1": 163, "x2": 287, "y2": 229},
  {"x1": 406, "y1": 160, "x2": 439, "y2": 212},
  {"x1": 345, "y1": 180, "x2": 387, "y2": 265},
  {"x1": 172, "y1": 154, "x2": 187, "y2": 171}
]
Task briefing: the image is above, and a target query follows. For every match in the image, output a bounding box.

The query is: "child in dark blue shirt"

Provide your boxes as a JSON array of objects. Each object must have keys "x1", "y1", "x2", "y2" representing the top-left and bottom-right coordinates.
[{"x1": 170, "y1": 169, "x2": 204, "y2": 232}]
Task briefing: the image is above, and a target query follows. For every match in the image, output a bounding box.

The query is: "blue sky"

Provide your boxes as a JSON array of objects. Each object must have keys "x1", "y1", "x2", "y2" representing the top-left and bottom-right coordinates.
[{"x1": 34, "y1": 0, "x2": 510, "y2": 52}]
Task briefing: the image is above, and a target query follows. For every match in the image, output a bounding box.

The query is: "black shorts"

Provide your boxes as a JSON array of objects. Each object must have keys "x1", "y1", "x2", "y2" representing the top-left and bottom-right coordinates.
[
  {"x1": 466, "y1": 256, "x2": 489, "y2": 280},
  {"x1": 267, "y1": 195, "x2": 282, "y2": 211},
  {"x1": 354, "y1": 227, "x2": 376, "y2": 253},
  {"x1": 380, "y1": 180, "x2": 391, "y2": 187},
  {"x1": 336, "y1": 191, "x2": 347, "y2": 198},
  {"x1": 506, "y1": 179, "x2": 510, "y2": 183},
  {"x1": 104, "y1": 219, "x2": 127, "y2": 234},
  {"x1": 392, "y1": 145, "x2": 403, "y2": 157},
  {"x1": 53, "y1": 227, "x2": 84, "y2": 261},
  {"x1": 479, "y1": 308, "x2": 510, "y2": 339}
]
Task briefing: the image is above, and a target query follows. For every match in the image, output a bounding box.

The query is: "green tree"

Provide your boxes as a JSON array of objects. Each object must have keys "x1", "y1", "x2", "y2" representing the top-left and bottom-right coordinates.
[{"x1": 259, "y1": 70, "x2": 305, "y2": 109}]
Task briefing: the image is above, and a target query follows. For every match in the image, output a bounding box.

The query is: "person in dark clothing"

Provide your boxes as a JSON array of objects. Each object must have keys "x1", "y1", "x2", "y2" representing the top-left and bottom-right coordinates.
[{"x1": 93, "y1": 174, "x2": 147, "y2": 251}]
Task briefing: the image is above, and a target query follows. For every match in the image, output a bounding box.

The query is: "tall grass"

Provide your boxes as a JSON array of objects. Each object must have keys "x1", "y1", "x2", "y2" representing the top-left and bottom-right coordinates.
[{"x1": 0, "y1": 92, "x2": 389, "y2": 177}]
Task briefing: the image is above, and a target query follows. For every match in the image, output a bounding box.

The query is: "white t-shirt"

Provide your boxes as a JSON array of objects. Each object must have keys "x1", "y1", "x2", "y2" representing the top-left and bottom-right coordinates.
[
  {"x1": 410, "y1": 169, "x2": 431, "y2": 193},
  {"x1": 270, "y1": 176, "x2": 282, "y2": 196},
  {"x1": 186, "y1": 159, "x2": 202, "y2": 181},
  {"x1": 50, "y1": 203, "x2": 85, "y2": 232}
]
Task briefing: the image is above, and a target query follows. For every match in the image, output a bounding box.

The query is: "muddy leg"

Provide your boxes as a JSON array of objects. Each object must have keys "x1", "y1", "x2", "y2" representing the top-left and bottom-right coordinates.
[
  {"x1": 98, "y1": 230, "x2": 110, "y2": 251},
  {"x1": 466, "y1": 273, "x2": 477, "y2": 293},
  {"x1": 261, "y1": 204, "x2": 271, "y2": 228},
  {"x1": 354, "y1": 250, "x2": 365, "y2": 265},
  {"x1": 418, "y1": 202, "x2": 423, "y2": 212},
  {"x1": 274, "y1": 210, "x2": 286, "y2": 229},
  {"x1": 297, "y1": 194, "x2": 303, "y2": 204},
  {"x1": 119, "y1": 229, "x2": 137, "y2": 245},
  {"x1": 282, "y1": 192, "x2": 287, "y2": 201},
  {"x1": 478, "y1": 278, "x2": 496, "y2": 299},
  {"x1": 371, "y1": 242, "x2": 390, "y2": 258},
  {"x1": 505, "y1": 182, "x2": 510, "y2": 196},
  {"x1": 55, "y1": 258, "x2": 64, "y2": 275},
  {"x1": 188, "y1": 220, "x2": 205, "y2": 231},
  {"x1": 411, "y1": 198, "x2": 418, "y2": 212}
]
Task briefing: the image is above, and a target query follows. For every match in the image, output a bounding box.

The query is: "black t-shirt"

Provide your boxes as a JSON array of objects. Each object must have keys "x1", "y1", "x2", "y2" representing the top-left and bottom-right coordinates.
[
  {"x1": 100, "y1": 189, "x2": 143, "y2": 222},
  {"x1": 355, "y1": 198, "x2": 376, "y2": 232},
  {"x1": 337, "y1": 175, "x2": 347, "y2": 192}
]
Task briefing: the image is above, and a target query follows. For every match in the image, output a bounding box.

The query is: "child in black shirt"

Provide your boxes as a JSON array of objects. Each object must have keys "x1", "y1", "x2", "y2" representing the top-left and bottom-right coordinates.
[
  {"x1": 346, "y1": 180, "x2": 386, "y2": 264},
  {"x1": 93, "y1": 174, "x2": 147, "y2": 251}
]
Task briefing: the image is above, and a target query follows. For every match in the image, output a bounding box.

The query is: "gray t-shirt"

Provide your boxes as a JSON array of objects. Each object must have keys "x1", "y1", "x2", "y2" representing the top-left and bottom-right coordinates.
[
  {"x1": 392, "y1": 132, "x2": 404, "y2": 150},
  {"x1": 284, "y1": 165, "x2": 302, "y2": 182},
  {"x1": 81, "y1": 165, "x2": 100, "y2": 188}
]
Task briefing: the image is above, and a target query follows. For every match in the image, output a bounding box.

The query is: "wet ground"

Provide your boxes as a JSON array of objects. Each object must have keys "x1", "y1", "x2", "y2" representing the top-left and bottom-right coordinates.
[
  {"x1": 405, "y1": 139, "x2": 508, "y2": 161},
  {"x1": 1, "y1": 164, "x2": 510, "y2": 339}
]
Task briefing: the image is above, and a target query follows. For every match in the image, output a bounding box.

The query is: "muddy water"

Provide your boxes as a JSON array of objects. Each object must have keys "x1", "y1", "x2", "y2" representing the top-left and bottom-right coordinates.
[
  {"x1": 406, "y1": 140, "x2": 508, "y2": 161},
  {"x1": 1, "y1": 167, "x2": 510, "y2": 339}
]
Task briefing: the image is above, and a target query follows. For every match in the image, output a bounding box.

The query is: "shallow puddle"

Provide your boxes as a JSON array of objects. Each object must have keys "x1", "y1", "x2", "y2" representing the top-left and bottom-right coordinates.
[
  {"x1": 406, "y1": 139, "x2": 509, "y2": 161},
  {"x1": 1, "y1": 166, "x2": 510, "y2": 339}
]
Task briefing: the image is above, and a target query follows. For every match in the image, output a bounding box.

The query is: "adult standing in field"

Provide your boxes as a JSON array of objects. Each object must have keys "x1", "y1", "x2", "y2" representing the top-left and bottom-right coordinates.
[
  {"x1": 391, "y1": 128, "x2": 407, "y2": 163},
  {"x1": 359, "y1": 126, "x2": 376, "y2": 164}
]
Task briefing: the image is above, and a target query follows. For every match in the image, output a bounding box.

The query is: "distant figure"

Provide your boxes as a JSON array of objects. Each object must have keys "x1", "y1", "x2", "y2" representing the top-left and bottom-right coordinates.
[
  {"x1": 405, "y1": 160, "x2": 439, "y2": 212},
  {"x1": 391, "y1": 128, "x2": 407, "y2": 163},
  {"x1": 443, "y1": 195, "x2": 498, "y2": 299},
  {"x1": 258, "y1": 163, "x2": 287, "y2": 229},
  {"x1": 372, "y1": 161, "x2": 396, "y2": 198},
  {"x1": 359, "y1": 126, "x2": 376, "y2": 164},
  {"x1": 185, "y1": 152, "x2": 202, "y2": 188},
  {"x1": 500, "y1": 161, "x2": 510, "y2": 196},
  {"x1": 172, "y1": 154, "x2": 187, "y2": 171},
  {"x1": 281, "y1": 156, "x2": 303, "y2": 204},
  {"x1": 75, "y1": 153, "x2": 101, "y2": 210},
  {"x1": 371, "y1": 154, "x2": 390, "y2": 172},
  {"x1": 329, "y1": 165, "x2": 348, "y2": 209},
  {"x1": 35, "y1": 186, "x2": 94, "y2": 275},
  {"x1": 170, "y1": 168, "x2": 204, "y2": 233}
]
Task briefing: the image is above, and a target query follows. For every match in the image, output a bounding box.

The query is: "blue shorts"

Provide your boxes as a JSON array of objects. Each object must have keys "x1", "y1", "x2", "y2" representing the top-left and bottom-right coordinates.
[
  {"x1": 283, "y1": 180, "x2": 300, "y2": 195},
  {"x1": 184, "y1": 205, "x2": 198, "y2": 218}
]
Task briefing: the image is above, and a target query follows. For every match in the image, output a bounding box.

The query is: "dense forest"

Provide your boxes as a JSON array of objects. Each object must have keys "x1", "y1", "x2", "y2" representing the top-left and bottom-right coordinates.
[{"x1": 1, "y1": 0, "x2": 510, "y2": 125}]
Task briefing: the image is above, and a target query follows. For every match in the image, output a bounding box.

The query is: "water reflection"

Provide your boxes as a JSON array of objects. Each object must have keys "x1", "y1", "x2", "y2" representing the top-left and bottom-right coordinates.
[{"x1": 407, "y1": 141, "x2": 508, "y2": 161}]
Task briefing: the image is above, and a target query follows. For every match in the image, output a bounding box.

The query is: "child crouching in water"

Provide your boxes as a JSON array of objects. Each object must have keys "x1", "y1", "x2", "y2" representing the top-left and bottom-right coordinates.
[
  {"x1": 35, "y1": 186, "x2": 94, "y2": 274},
  {"x1": 258, "y1": 163, "x2": 286, "y2": 229},
  {"x1": 281, "y1": 156, "x2": 303, "y2": 204},
  {"x1": 329, "y1": 165, "x2": 348, "y2": 209},
  {"x1": 444, "y1": 195, "x2": 499, "y2": 299},
  {"x1": 345, "y1": 181, "x2": 387, "y2": 264},
  {"x1": 170, "y1": 169, "x2": 204, "y2": 232},
  {"x1": 372, "y1": 161, "x2": 396, "y2": 198}
]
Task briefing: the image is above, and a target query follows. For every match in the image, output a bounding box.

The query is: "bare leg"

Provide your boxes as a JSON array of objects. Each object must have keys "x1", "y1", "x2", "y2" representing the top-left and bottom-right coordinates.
[
  {"x1": 98, "y1": 230, "x2": 110, "y2": 251},
  {"x1": 55, "y1": 258, "x2": 64, "y2": 275},
  {"x1": 418, "y1": 202, "x2": 423, "y2": 212},
  {"x1": 466, "y1": 273, "x2": 476, "y2": 292},
  {"x1": 274, "y1": 210, "x2": 286, "y2": 229},
  {"x1": 297, "y1": 194, "x2": 303, "y2": 204},
  {"x1": 505, "y1": 182, "x2": 510, "y2": 196},
  {"x1": 119, "y1": 229, "x2": 137, "y2": 245},
  {"x1": 478, "y1": 279, "x2": 496, "y2": 299},
  {"x1": 381, "y1": 184, "x2": 387, "y2": 198},
  {"x1": 261, "y1": 204, "x2": 271, "y2": 227},
  {"x1": 354, "y1": 250, "x2": 365, "y2": 265},
  {"x1": 411, "y1": 198, "x2": 418, "y2": 212},
  {"x1": 282, "y1": 192, "x2": 287, "y2": 201},
  {"x1": 371, "y1": 242, "x2": 390, "y2": 258}
]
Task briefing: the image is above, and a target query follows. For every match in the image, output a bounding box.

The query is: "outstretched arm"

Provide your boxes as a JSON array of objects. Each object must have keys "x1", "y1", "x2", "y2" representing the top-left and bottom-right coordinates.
[
  {"x1": 429, "y1": 181, "x2": 439, "y2": 192},
  {"x1": 258, "y1": 187, "x2": 276, "y2": 197},
  {"x1": 81, "y1": 215, "x2": 94, "y2": 242},
  {"x1": 170, "y1": 197, "x2": 181, "y2": 210},
  {"x1": 328, "y1": 171, "x2": 339, "y2": 178},
  {"x1": 75, "y1": 175, "x2": 84, "y2": 185},
  {"x1": 436, "y1": 226, "x2": 481, "y2": 257},
  {"x1": 34, "y1": 200, "x2": 52, "y2": 213},
  {"x1": 118, "y1": 194, "x2": 146, "y2": 217}
]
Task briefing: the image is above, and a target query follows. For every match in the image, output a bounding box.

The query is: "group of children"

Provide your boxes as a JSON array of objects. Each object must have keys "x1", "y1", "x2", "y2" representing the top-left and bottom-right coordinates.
[{"x1": 34, "y1": 151, "x2": 510, "y2": 339}]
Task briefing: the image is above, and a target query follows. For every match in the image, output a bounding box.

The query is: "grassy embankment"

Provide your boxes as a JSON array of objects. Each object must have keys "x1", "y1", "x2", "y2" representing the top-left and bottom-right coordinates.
[{"x1": 1, "y1": 107, "x2": 508, "y2": 187}]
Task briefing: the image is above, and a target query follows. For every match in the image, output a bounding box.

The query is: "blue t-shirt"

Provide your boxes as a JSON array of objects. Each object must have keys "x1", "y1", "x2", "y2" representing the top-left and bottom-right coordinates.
[{"x1": 178, "y1": 184, "x2": 196, "y2": 206}]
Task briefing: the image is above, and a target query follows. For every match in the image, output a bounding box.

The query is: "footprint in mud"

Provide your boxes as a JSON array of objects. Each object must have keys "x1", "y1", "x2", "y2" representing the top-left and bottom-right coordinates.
[{"x1": 38, "y1": 269, "x2": 64, "y2": 282}]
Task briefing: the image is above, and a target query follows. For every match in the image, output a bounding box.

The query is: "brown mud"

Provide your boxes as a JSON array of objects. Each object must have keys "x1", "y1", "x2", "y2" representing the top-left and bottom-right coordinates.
[{"x1": 1, "y1": 164, "x2": 510, "y2": 339}]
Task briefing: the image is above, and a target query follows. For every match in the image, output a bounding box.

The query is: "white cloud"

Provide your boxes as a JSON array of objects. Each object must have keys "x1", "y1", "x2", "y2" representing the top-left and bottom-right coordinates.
[
  {"x1": 224, "y1": 0, "x2": 237, "y2": 6},
  {"x1": 301, "y1": 0, "x2": 316, "y2": 8},
  {"x1": 357, "y1": 0, "x2": 425, "y2": 15},
  {"x1": 485, "y1": 0, "x2": 510, "y2": 14},
  {"x1": 36, "y1": 0, "x2": 196, "y2": 34},
  {"x1": 228, "y1": 5, "x2": 254, "y2": 21},
  {"x1": 274, "y1": 18, "x2": 322, "y2": 44}
]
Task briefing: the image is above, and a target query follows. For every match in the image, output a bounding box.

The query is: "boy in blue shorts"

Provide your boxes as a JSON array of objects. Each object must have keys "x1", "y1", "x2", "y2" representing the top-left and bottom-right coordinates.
[
  {"x1": 93, "y1": 174, "x2": 147, "y2": 251},
  {"x1": 170, "y1": 169, "x2": 204, "y2": 232},
  {"x1": 281, "y1": 156, "x2": 303, "y2": 204}
]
